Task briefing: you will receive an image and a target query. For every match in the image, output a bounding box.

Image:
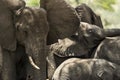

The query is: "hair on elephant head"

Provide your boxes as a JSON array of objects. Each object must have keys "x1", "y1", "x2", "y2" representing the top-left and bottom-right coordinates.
[
  {"x1": 0, "y1": 0, "x2": 25, "y2": 51},
  {"x1": 75, "y1": 3, "x2": 103, "y2": 28},
  {"x1": 52, "y1": 58, "x2": 120, "y2": 80},
  {"x1": 40, "y1": 0, "x2": 80, "y2": 45}
]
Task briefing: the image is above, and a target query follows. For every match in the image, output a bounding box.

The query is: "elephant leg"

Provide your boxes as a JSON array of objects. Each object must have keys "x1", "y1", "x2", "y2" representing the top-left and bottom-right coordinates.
[{"x1": 2, "y1": 49, "x2": 16, "y2": 80}]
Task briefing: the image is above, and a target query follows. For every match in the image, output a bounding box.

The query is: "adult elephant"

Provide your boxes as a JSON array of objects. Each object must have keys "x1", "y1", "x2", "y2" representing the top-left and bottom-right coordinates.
[
  {"x1": 52, "y1": 58, "x2": 120, "y2": 80},
  {"x1": 0, "y1": 0, "x2": 25, "y2": 80},
  {"x1": 15, "y1": 0, "x2": 79, "y2": 79}
]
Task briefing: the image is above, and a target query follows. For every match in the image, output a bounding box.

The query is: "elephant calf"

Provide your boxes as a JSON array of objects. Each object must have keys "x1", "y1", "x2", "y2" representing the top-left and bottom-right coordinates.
[
  {"x1": 93, "y1": 36, "x2": 120, "y2": 65},
  {"x1": 52, "y1": 58, "x2": 120, "y2": 80}
]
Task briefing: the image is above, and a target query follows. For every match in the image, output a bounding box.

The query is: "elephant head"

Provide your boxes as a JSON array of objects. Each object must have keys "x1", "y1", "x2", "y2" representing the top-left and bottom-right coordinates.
[
  {"x1": 78, "y1": 22, "x2": 105, "y2": 48},
  {"x1": 75, "y1": 3, "x2": 103, "y2": 28},
  {"x1": 40, "y1": 0, "x2": 80, "y2": 44},
  {"x1": 15, "y1": 7, "x2": 49, "y2": 80}
]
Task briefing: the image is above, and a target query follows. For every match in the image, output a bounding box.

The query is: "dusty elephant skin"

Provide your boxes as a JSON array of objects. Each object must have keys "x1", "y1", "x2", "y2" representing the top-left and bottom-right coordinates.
[
  {"x1": 52, "y1": 58, "x2": 120, "y2": 80},
  {"x1": 15, "y1": 7, "x2": 49, "y2": 80},
  {"x1": 47, "y1": 22, "x2": 106, "y2": 79},
  {"x1": 40, "y1": 0, "x2": 80, "y2": 44},
  {"x1": 93, "y1": 36, "x2": 120, "y2": 65}
]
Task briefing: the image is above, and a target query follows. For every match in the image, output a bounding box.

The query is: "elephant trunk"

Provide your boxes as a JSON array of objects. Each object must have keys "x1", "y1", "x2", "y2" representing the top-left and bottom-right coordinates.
[
  {"x1": 25, "y1": 36, "x2": 47, "y2": 80},
  {"x1": 104, "y1": 29, "x2": 120, "y2": 37}
]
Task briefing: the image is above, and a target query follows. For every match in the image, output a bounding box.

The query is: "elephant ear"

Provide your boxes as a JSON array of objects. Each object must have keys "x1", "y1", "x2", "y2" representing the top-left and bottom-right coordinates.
[
  {"x1": 40, "y1": 0, "x2": 80, "y2": 44},
  {"x1": 75, "y1": 3, "x2": 103, "y2": 28},
  {"x1": 0, "y1": 2, "x2": 16, "y2": 51}
]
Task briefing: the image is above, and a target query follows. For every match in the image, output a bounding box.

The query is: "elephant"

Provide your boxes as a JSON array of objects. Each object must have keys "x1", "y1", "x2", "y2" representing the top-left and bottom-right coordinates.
[
  {"x1": 93, "y1": 36, "x2": 120, "y2": 65},
  {"x1": 14, "y1": 0, "x2": 80, "y2": 79},
  {"x1": 47, "y1": 22, "x2": 120, "y2": 79},
  {"x1": 75, "y1": 3, "x2": 103, "y2": 28},
  {"x1": 15, "y1": 7, "x2": 49, "y2": 80},
  {"x1": 52, "y1": 58, "x2": 120, "y2": 80}
]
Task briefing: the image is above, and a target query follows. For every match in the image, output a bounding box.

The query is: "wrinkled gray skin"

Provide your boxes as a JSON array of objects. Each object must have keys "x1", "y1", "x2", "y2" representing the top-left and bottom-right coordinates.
[
  {"x1": 93, "y1": 36, "x2": 120, "y2": 65},
  {"x1": 0, "y1": 0, "x2": 25, "y2": 80},
  {"x1": 47, "y1": 22, "x2": 105, "y2": 79},
  {"x1": 52, "y1": 58, "x2": 120, "y2": 80}
]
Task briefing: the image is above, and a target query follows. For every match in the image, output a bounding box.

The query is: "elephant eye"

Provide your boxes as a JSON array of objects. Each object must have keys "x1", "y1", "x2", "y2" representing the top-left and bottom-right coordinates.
[{"x1": 87, "y1": 29, "x2": 94, "y2": 33}]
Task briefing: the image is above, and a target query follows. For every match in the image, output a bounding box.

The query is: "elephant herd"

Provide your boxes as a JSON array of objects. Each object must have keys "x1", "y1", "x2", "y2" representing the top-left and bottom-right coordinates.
[{"x1": 0, "y1": 0, "x2": 120, "y2": 80}]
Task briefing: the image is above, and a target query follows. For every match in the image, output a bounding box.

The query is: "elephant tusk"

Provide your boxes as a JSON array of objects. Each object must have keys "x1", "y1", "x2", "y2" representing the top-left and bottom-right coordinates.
[{"x1": 28, "y1": 56, "x2": 40, "y2": 70}]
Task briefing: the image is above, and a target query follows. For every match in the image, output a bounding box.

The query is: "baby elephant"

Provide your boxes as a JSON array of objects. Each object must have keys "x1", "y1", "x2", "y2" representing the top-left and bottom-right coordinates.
[{"x1": 52, "y1": 58, "x2": 120, "y2": 80}]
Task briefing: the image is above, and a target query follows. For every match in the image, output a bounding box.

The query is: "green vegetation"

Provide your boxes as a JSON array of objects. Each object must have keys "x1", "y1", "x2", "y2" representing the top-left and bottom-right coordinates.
[
  {"x1": 26, "y1": 0, "x2": 120, "y2": 28},
  {"x1": 26, "y1": 0, "x2": 39, "y2": 6}
]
